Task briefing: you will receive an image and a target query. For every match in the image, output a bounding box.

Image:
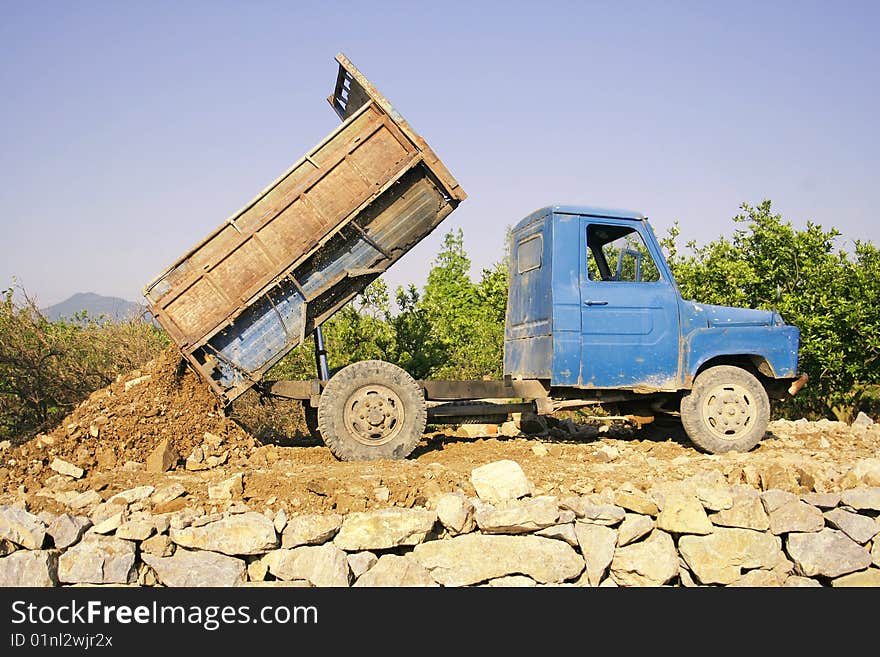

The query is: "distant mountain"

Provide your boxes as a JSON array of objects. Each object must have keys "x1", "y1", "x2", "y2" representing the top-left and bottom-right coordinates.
[{"x1": 40, "y1": 292, "x2": 149, "y2": 323}]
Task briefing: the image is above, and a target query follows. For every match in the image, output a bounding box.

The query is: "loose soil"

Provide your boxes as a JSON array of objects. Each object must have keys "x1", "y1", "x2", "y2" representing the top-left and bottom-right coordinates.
[{"x1": 2, "y1": 348, "x2": 878, "y2": 518}]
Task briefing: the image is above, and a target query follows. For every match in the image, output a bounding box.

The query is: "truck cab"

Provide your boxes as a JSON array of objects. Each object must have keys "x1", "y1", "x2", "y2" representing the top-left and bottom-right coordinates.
[{"x1": 505, "y1": 205, "x2": 806, "y2": 453}]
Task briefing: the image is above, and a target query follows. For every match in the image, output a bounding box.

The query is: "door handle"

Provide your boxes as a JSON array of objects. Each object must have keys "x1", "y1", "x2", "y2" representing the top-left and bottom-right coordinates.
[{"x1": 583, "y1": 300, "x2": 608, "y2": 306}]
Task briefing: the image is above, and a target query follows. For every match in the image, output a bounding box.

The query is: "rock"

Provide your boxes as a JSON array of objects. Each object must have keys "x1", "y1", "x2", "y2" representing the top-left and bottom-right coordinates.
[
  {"x1": 0, "y1": 551, "x2": 58, "y2": 587},
  {"x1": 678, "y1": 528, "x2": 785, "y2": 585},
  {"x1": 559, "y1": 498, "x2": 626, "y2": 525},
  {"x1": 759, "y1": 463, "x2": 800, "y2": 492},
  {"x1": 171, "y1": 512, "x2": 278, "y2": 556},
  {"x1": 613, "y1": 490, "x2": 659, "y2": 516},
  {"x1": 347, "y1": 551, "x2": 378, "y2": 579},
  {"x1": 47, "y1": 514, "x2": 91, "y2": 549},
  {"x1": 353, "y1": 554, "x2": 438, "y2": 587},
  {"x1": 831, "y1": 568, "x2": 880, "y2": 587},
  {"x1": 92, "y1": 511, "x2": 125, "y2": 535},
  {"x1": 786, "y1": 529, "x2": 873, "y2": 578},
  {"x1": 265, "y1": 545, "x2": 351, "y2": 586},
  {"x1": 110, "y1": 486, "x2": 155, "y2": 505},
  {"x1": 146, "y1": 439, "x2": 178, "y2": 473},
  {"x1": 852, "y1": 411, "x2": 874, "y2": 428},
  {"x1": 574, "y1": 523, "x2": 617, "y2": 586},
  {"x1": 767, "y1": 500, "x2": 825, "y2": 535},
  {"x1": 58, "y1": 535, "x2": 136, "y2": 584},
  {"x1": 151, "y1": 483, "x2": 187, "y2": 506},
  {"x1": 475, "y1": 496, "x2": 560, "y2": 534},
  {"x1": 140, "y1": 534, "x2": 174, "y2": 557},
  {"x1": 760, "y1": 489, "x2": 799, "y2": 512},
  {"x1": 435, "y1": 493, "x2": 476, "y2": 535},
  {"x1": 609, "y1": 530, "x2": 679, "y2": 587},
  {"x1": 801, "y1": 492, "x2": 841, "y2": 509},
  {"x1": 536, "y1": 523, "x2": 579, "y2": 547},
  {"x1": 709, "y1": 487, "x2": 770, "y2": 531},
  {"x1": 617, "y1": 514, "x2": 655, "y2": 547},
  {"x1": 840, "y1": 487, "x2": 880, "y2": 511},
  {"x1": 208, "y1": 473, "x2": 243, "y2": 500},
  {"x1": 842, "y1": 459, "x2": 880, "y2": 487},
  {"x1": 656, "y1": 493, "x2": 713, "y2": 535},
  {"x1": 116, "y1": 519, "x2": 156, "y2": 542},
  {"x1": 470, "y1": 460, "x2": 532, "y2": 504},
  {"x1": 124, "y1": 374, "x2": 152, "y2": 391},
  {"x1": 68, "y1": 490, "x2": 102, "y2": 511},
  {"x1": 50, "y1": 458, "x2": 84, "y2": 479},
  {"x1": 823, "y1": 508, "x2": 880, "y2": 544},
  {"x1": 143, "y1": 549, "x2": 245, "y2": 587},
  {"x1": 457, "y1": 424, "x2": 498, "y2": 438},
  {"x1": 247, "y1": 555, "x2": 270, "y2": 582},
  {"x1": 333, "y1": 508, "x2": 437, "y2": 551},
  {"x1": 411, "y1": 534, "x2": 584, "y2": 586},
  {"x1": 185, "y1": 446, "x2": 207, "y2": 471},
  {"x1": 281, "y1": 513, "x2": 343, "y2": 548},
  {"x1": 0, "y1": 505, "x2": 47, "y2": 549},
  {"x1": 500, "y1": 421, "x2": 521, "y2": 437}
]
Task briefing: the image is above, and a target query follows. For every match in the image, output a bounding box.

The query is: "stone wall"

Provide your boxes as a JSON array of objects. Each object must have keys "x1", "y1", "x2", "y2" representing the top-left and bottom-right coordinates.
[{"x1": 1, "y1": 459, "x2": 878, "y2": 587}]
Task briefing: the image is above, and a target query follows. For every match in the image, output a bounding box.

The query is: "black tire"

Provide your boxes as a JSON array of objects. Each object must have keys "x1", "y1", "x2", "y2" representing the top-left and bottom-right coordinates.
[
  {"x1": 428, "y1": 400, "x2": 509, "y2": 425},
  {"x1": 680, "y1": 365, "x2": 770, "y2": 454},
  {"x1": 317, "y1": 360, "x2": 427, "y2": 461}
]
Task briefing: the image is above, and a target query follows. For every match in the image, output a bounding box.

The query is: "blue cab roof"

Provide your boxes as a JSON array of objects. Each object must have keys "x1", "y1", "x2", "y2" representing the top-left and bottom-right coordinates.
[{"x1": 513, "y1": 205, "x2": 646, "y2": 232}]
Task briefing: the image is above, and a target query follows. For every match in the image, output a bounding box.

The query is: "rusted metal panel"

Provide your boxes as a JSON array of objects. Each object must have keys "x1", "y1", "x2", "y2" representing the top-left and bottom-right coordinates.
[{"x1": 143, "y1": 54, "x2": 466, "y2": 404}]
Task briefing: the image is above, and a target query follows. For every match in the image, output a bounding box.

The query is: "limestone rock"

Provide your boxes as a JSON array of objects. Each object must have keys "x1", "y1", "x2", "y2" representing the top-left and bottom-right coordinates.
[
  {"x1": 610, "y1": 530, "x2": 679, "y2": 587},
  {"x1": 470, "y1": 460, "x2": 531, "y2": 504},
  {"x1": 146, "y1": 439, "x2": 178, "y2": 473},
  {"x1": 0, "y1": 505, "x2": 47, "y2": 549},
  {"x1": 411, "y1": 534, "x2": 584, "y2": 586},
  {"x1": 613, "y1": 490, "x2": 659, "y2": 516},
  {"x1": 679, "y1": 528, "x2": 785, "y2": 585},
  {"x1": 171, "y1": 512, "x2": 278, "y2": 556},
  {"x1": 786, "y1": 529, "x2": 873, "y2": 578},
  {"x1": 47, "y1": 513, "x2": 91, "y2": 549},
  {"x1": 709, "y1": 487, "x2": 770, "y2": 531},
  {"x1": 840, "y1": 487, "x2": 880, "y2": 512},
  {"x1": 208, "y1": 473, "x2": 243, "y2": 500},
  {"x1": 574, "y1": 522, "x2": 617, "y2": 586},
  {"x1": 265, "y1": 544, "x2": 351, "y2": 587},
  {"x1": 536, "y1": 523, "x2": 579, "y2": 547},
  {"x1": 559, "y1": 497, "x2": 626, "y2": 525},
  {"x1": 353, "y1": 554, "x2": 438, "y2": 587},
  {"x1": 347, "y1": 551, "x2": 378, "y2": 579},
  {"x1": 823, "y1": 508, "x2": 880, "y2": 544},
  {"x1": 151, "y1": 483, "x2": 187, "y2": 506},
  {"x1": 50, "y1": 458, "x2": 84, "y2": 479},
  {"x1": 831, "y1": 567, "x2": 880, "y2": 587},
  {"x1": 333, "y1": 508, "x2": 437, "y2": 551},
  {"x1": 617, "y1": 514, "x2": 654, "y2": 547},
  {"x1": 767, "y1": 500, "x2": 825, "y2": 535},
  {"x1": 143, "y1": 549, "x2": 245, "y2": 587},
  {"x1": 0, "y1": 550, "x2": 58, "y2": 587},
  {"x1": 281, "y1": 513, "x2": 343, "y2": 549},
  {"x1": 475, "y1": 496, "x2": 560, "y2": 534},
  {"x1": 435, "y1": 493, "x2": 476, "y2": 535},
  {"x1": 656, "y1": 493, "x2": 713, "y2": 535},
  {"x1": 58, "y1": 535, "x2": 136, "y2": 584}
]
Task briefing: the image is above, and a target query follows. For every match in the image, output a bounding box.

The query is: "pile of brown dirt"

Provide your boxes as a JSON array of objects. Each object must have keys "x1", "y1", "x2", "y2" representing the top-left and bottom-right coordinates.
[{"x1": 1, "y1": 347, "x2": 259, "y2": 491}]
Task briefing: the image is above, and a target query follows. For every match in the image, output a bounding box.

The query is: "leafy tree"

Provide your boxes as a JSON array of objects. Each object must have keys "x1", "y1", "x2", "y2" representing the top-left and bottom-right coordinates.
[{"x1": 664, "y1": 200, "x2": 880, "y2": 420}]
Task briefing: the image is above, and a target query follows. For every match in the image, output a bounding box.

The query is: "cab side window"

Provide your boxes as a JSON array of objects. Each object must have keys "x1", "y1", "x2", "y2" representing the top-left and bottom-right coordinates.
[{"x1": 587, "y1": 224, "x2": 660, "y2": 282}]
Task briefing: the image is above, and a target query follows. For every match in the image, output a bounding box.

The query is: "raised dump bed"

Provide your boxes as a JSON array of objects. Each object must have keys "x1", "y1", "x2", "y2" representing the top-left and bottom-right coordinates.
[{"x1": 143, "y1": 53, "x2": 466, "y2": 403}]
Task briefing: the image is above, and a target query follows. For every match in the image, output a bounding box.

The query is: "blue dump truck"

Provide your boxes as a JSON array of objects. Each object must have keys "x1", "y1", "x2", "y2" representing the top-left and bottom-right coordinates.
[{"x1": 145, "y1": 54, "x2": 808, "y2": 462}]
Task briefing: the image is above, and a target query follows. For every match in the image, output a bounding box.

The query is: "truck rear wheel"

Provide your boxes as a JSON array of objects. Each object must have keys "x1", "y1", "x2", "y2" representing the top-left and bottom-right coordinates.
[
  {"x1": 680, "y1": 365, "x2": 770, "y2": 454},
  {"x1": 317, "y1": 360, "x2": 427, "y2": 461}
]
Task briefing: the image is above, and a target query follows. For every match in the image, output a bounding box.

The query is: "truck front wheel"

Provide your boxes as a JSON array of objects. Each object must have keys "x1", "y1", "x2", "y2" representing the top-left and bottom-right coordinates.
[
  {"x1": 680, "y1": 365, "x2": 770, "y2": 454},
  {"x1": 317, "y1": 360, "x2": 427, "y2": 461}
]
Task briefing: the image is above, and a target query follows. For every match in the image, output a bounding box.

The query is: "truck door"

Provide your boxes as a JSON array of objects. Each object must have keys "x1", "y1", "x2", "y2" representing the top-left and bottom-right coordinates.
[{"x1": 579, "y1": 218, "x2": 681, "y2": 388}]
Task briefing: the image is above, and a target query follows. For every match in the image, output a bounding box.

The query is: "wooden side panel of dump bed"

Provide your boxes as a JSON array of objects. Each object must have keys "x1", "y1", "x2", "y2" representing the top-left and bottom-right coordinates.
[{"x1": 143, "y1": 53, "x2": 466, "y2": 403}]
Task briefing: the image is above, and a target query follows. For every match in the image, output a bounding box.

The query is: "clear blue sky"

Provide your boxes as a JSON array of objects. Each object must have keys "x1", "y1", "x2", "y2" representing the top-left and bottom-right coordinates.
[{"x1": 2, "y1": 1, "x2": 877, "y2": 307}]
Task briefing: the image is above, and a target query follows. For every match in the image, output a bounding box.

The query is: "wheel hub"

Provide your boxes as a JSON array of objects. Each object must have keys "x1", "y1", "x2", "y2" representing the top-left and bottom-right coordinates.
[
  {"x1": 344, "y1": 385, "x2": 404, "y2": 446},
  {"x1": 701, "y1": 383, "x2": 754, "y2": 440}
]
